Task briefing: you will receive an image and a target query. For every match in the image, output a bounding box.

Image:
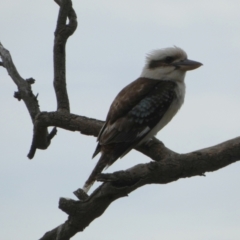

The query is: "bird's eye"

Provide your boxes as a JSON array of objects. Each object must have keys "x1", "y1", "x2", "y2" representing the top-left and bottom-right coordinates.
[{"x1": 165, "y1": 56, "x2": 174, "y2": 64}]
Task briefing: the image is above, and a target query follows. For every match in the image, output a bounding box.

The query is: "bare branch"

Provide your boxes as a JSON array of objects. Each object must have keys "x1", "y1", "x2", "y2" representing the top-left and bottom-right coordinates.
[
  {"x1": 0, "y1": 1, "x2": 78, "y2": 160},
  {"x1": 136, "y1": 137, "x2": 178, "y2": 161},
  {"x1": 53, "y1": 0, "x2": 77, "y2": 112},
  {"x1": 27, "y1": 127, "x2": 57, "y2": 159},
  {"x1": 39, "y1": 136, "x2": 240, "y2": 239},
  {"x1": 0, "y1": 42, "x2": 50, "y2": 158},
  {"x1": 27, "y1": 0, "x2": 78, "y2": 158},
  {"x1": 0, "y1": 42, "x2": 40, "y2": 122},
  {"x1": 47, "y1": 127, "x2": 58, "y2": 141},
  {"x1": 34, "y1": 111, "x2": 103, "y2": 136},
  {"x1": 27, "y1": 111, "x2": 103, "y2": 159},
  {"x1": 28, "y1": 111, "x2": 175, "y2": 161}
]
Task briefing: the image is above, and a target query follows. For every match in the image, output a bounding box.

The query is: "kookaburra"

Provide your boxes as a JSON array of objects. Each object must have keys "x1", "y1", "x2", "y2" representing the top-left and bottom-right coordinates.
[{"x1": 83, "y1": 46, "x2": 202, "y2": 193}]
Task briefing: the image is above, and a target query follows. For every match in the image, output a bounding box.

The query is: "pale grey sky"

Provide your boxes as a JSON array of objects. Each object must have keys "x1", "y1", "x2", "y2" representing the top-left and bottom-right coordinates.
[{"x1": 1, "y1": 0, "x2": 240, "y2": 239}]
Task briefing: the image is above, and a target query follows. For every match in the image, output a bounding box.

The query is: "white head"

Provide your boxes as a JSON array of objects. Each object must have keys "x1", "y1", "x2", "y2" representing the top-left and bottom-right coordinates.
[{"x1": 140, "y1": 46, "x2": 202, "y2": 82}]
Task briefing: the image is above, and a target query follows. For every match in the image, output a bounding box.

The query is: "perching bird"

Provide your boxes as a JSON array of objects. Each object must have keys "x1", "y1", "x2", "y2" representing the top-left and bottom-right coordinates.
[{"x1": 83, "y1": 46, "x2": 202, "y2": 193}]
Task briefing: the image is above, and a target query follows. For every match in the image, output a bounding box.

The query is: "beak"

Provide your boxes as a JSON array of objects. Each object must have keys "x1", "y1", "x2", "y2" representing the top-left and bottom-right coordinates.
[{"x1": 173, "y1": 59, "x2": 203, "y2": 71}]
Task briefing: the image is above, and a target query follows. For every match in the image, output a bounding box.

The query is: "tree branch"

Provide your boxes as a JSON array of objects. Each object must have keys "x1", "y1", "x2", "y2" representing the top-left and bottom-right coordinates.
[
  {"x1": 27, "y1": 0, "x2": 77, "y2": 158},
  {"x1": 53, "y1": 0, "x2": 77, "y2": 113},
  {"x1": 0, "y1": 42, "x2": 40, "y2": 122},
  {"x1": 0, "y1": 41, "x2": 56, "y2": 159},
  {"x1": 1, "y1": 1, "x2": 77, "y2": 159},
  {"x1": 28, "y1": 111, "x2": 177, "y2": 161},
  {"x1": 39, "y1": 136, "x2": 240, "y2": 239},
  {"x1": 33, "y1": 111, "x2": 104, "y2": 137}
]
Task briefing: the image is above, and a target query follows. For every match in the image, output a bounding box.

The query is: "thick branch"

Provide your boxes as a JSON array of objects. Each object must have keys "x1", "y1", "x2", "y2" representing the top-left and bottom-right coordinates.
[
  {"x1": 39, "y1": 137, "x2": 240, "y2": 239},
  {"x1": 53, "y1": 0, "x2": 77, "y2": 112},
  {"x1": 34, "y1": 111, "x2": 103, "y2": 137}
]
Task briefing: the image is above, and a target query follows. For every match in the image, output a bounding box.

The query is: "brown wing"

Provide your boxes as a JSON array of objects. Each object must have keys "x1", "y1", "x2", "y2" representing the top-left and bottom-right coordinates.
[
  {"x1": 97, "y1": 78, "x2": 159, "y2": 140},
  {"x1": 93, "y1": 78, "x2": 177, "y2": 161},
  {"x1": 107, "y1": 78, "x2": 161, "y2": 122}
]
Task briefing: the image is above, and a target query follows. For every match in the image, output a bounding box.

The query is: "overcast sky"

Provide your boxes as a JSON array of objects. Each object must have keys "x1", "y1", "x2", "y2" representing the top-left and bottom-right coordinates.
[{"x1": 1, "y1": 0, "x2": 240, "y2": 239}]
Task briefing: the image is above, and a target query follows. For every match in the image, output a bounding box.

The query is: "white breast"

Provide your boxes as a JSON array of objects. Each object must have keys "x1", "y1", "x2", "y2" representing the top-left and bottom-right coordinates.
[{"x1": 140, "y1": 81, "x2": 185, "y2": 143}]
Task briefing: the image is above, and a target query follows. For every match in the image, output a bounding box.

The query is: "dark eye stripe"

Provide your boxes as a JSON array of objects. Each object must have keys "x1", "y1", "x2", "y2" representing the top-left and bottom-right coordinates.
[
  {"x1": 148, "y1": 56, "x2": 175, "y2": 69},
  {"x1": 165, "y1": 56, "x2": 174, "y2": 64}
]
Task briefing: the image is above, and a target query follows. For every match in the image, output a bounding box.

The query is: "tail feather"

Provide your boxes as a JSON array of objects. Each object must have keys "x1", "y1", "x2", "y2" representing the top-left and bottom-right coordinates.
[
  {"x1": 92, "y1": 143, "x2": 101, "y2": 159},
  {"x1": 83, "y1": 153, "x2": 112, "y2": 193}
]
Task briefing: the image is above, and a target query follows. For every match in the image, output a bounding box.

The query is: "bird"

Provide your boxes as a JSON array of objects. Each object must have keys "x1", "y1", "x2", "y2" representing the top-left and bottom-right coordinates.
[{"x1": 83, "y1": 46, "x2": 202, "y2": 193}]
